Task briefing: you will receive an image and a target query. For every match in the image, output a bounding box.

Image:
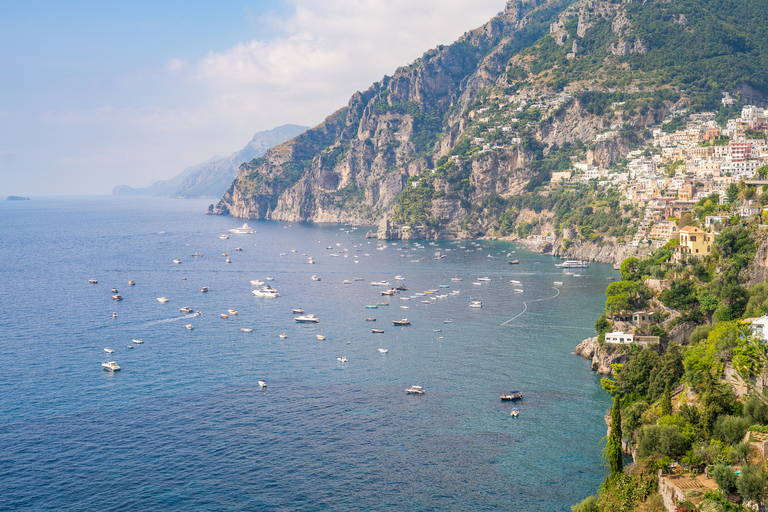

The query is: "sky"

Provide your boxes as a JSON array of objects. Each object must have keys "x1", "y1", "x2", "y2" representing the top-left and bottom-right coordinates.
[{"x1": 0, "y1": 0, "x2": 506, "y2": 196}]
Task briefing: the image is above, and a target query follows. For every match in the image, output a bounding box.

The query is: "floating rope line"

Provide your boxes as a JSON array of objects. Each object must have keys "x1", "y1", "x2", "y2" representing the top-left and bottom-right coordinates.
[
  {"x1": 501, "y1": 286, "x2": 561, "y2": 326},
  {"x1": 500, "y1": 324, "x2": 594, "y2": 330}
]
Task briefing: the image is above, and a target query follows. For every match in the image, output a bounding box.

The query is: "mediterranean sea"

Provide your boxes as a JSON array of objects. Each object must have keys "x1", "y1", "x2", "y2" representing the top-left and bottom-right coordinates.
[{"x1": 0, "y1": 196, "x2": 615, "y2": 511}]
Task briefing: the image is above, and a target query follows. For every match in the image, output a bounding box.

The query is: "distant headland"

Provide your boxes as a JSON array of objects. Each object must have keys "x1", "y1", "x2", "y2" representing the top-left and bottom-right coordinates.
[{"x1": 6, "y1": 196, "x2": 30, "y2": 201}]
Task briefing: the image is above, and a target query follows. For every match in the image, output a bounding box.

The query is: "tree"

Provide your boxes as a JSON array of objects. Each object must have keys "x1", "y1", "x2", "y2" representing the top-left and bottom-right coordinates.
[
  {"x1": 620, "y1": 257, "x2": 641, "y2": 281},
  {"x1": 711, "y1": 463, "x2": 738, "y2": 495},
  {"x1": 607, "y1": 396, "x2": 623, "y2": 478},
  {"x1": 661, "y1": 381, "x2": 673, "y2": 417},
  {"x1": 737, "y1": 464, "x2": 767, "y2": 509}
]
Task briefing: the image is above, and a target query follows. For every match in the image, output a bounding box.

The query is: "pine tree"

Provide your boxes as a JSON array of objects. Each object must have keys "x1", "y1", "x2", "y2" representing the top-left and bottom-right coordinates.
[
  {"x1": 607, "y1": 395, "x2": 623, "y2": 478},
  {"x1": 661, "y1": 381, "x2": 673, "y2": 417}
]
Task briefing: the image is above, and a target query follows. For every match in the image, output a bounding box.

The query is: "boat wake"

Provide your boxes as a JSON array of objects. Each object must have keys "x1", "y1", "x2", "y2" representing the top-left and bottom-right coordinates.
[
  {"x1": 501, "y1": 287, "x2": 560, "y2": 326},
  {"x1": 145, "y1": 311, "x2": 201, "y2": 325}
]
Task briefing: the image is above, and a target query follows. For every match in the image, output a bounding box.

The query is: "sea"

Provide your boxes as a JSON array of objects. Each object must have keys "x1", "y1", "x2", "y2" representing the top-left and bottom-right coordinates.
[{"x1": 0, "y1": 196, "x2": 616, "y2": 511}]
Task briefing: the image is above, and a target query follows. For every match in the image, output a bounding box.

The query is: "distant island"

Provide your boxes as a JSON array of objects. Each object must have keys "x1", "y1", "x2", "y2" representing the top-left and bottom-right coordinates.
[{"x1": 7, "y1": 196, "x2": 30, "y2": 201}]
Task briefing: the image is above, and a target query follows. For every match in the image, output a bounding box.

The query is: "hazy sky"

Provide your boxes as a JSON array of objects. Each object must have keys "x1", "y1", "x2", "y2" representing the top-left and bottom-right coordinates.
[{"x1": 0, "y1": 0, "x2": 506, "y2": 196}]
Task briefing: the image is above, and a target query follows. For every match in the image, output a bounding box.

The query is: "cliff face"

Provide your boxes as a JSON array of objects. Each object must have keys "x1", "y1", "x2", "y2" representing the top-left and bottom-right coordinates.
[{"x1": 574, "y1": 337, "x2": 629, "y2": 375}]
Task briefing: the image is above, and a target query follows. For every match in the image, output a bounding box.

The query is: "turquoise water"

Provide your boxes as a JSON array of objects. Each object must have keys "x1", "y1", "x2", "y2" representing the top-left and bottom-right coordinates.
[{"x1": 0, "y1": 196, "x2": 614, "y2": 511}]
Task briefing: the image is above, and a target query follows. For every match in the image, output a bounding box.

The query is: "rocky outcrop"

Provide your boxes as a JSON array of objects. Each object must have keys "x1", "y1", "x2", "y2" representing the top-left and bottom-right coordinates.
[
  {"x1": 575, "y1": 337, "x2": 630, "y2": 375},
  {"x1": 547, "y1": 237, "x2": 648, "y2": 266},
  {"x1": 747, "y1": 228, "x2": 768, "y2": 286}
]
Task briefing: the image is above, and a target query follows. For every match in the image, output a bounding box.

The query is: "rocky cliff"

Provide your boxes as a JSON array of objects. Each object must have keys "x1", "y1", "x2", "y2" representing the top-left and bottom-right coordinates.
[{"x1": 575, "y1": 336, "x2": 629, "y2": 375}]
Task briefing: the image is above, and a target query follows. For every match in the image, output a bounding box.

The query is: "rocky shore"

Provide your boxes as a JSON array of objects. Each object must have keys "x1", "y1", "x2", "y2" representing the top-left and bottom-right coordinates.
[{"x1": 574, "y1": 337, "x2": 629, "y2": 375}]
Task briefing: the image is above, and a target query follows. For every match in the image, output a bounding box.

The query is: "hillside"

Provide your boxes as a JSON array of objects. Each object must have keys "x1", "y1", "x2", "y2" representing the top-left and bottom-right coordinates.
[
  {"x1": 113, "y1": 124, "x2": 307, "y2": 198},
  {"x1": 211, "y1": 0, "x2": 768, "y2": 242}
]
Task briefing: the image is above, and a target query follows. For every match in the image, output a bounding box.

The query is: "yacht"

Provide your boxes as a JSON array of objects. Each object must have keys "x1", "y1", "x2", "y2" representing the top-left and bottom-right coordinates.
[
  {"x1": 104, "y1": 348, "x2": 115, "y2": 354},
  {"x1": 365, "y1": 317, "x2": 376, "y2": 322},
  {"x1": 229, "y1": 223, "x2": 256, "y2": 234},
  {"x1": 220, "y1": 313, "x2": 228, "y2": 319},
  {"x1": 510, "y1": 280, "x2": 521, "y2": 284},
  {"x1": 112, "y1": 294, "x2": 122, "y2": 300},
  {"x1": 469, "y1": 301, "x2": 482, "y2": 308},
  {"x1": 173, "y1": 259, "x2": 182, "y2": 264},
  {"x1": 393, "y1": 319, "x2": 411, "y2": 326},
  {"x1": 265, "y1": 277, "x2": 274, "y2": 281},
  {"x1": 89, "y1": 278, "x2": 98, "y2": 284},
  {"x1": 371, "y1": 280, "x2": 390, "y2": 286},
  {"x1": 366, "y1": 305, "x2": 378, "y2": 309},
  {"x1": 250, "y1": 279, "x2": 265, "y2": 286},
  {"x1": 294, "y1": 314, "x2": 320, "y2": 323},
  {"x1": 508, "y1": 260, "x2": 520, "y2": 264},
  {"x1": 354, "y1": 277, "x2": 365, "y2": 281},
  {"x1": 556, "y1": 260, "x2": 589, "y2": 268},
  {"x1": 337, "y1": 357, "x2": 348, "y2": 363},
  {"x1": 405, "y1": 385, "x2": 424, "y2": 395},
  {"x1": 180, "y1": 306, "x2": 194, "y2": 313},
  {"x1": 252, "y1": 286, "x2": 280, "y2": 298},
  {"x1": 218, "y1": 233, "x2": 229, "y2": 240},
  {"x1": 342, "y1": 280, "x2": 351, "y2": 284},
  {"x1": 514, "y1": 289, "x2": 524, "y2": 293},
  {"x1": 554, "y1": 281, "x2": 563, "y2": 286},
  {"x1": 111, "y1": 288, "x2": 119, "y2": 293},
  {"x1": 501, "y1": 391, "x2": 523, "y2": 401},
  {"x1": 225, "y1": 257, "x2": 232, "y2": 263},
  {"x1": 258, "y1": 380, "x2": 267, "y2": 387},
  {"x1": 394, "y1": 275, "x2": 406, "y2": 280},
  {"x1": 102, "y1": 361, "x2": 121, "y2": 371},
  {"x1": 132, "y1": 339, "x2": 144, "y2": 344},
  {"x1": 157, "y1": 297, "x2": 170, "y2": 303}
]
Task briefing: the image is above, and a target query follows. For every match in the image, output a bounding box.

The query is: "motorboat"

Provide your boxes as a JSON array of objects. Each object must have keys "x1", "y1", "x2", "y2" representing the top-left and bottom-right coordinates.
[
  {"x1": 251, "y1": 279, "x2": 265, "y2": 286},
  {"x1": 89, "y1": 278, "x2": 98, "y2": 284},
  {"x1": 252, "y1": 286, "x2": 280, "y2": 298},
  {"x1": 201, "y1": 287, "x2": 209, "y2": 292},
  {"x1": 372, "y1": 329, "x2": 385, "y2": 333},
  {"x1": 111, "y1": 288, "x2": 119, "y2": 293},
  {"x1": 478, "y1": 277, "x2": 491, "y2": 281},
  {"x1": 371, "y1": 281, "x2": 390, "y2": 286},
  {"x1": 265, "y1": 277, "x2": 274, "y2": 281},
  {"x1": 343, "y1": 279, "x2": 351, "y2": 284},
  {"x1": 337, "y1": 357, "x2": 348, "y2": 363},
  {"x1": 229, "y1": 223, "x2": 256, "y2": 235},
  {"x1": 554, "y1": 281, "x2": 563, "y2": 286},
  {"x1": 102, "y1": 361, "x2": 121, "y2": 371},
  {"x1": 501, "y1": 391, "x2": 523, "y2": 401},
  {"x1": 173, "y1": 259, "x2": 182, "y2": 264},
  {"x1": 128, "y1": 280, "x2": 136, "y2": 285},
  {"x1": 279, "y1": 333, "x2": 288, "y2": 338},
  {"x1": 365, "y1": 318, "x2": 376, "y2": 322},
  {"x1": 354, "y1": 277, "x2": 364, "y2": 281},
  {"x1": 405, "y1": 385, "x2": 424, "y2": 395},
  {"x1": 317, "y1": 334, "x2": 326, "y2": 340},
  {"x1": 377, "y1": 302, "x2": 389, "y2": 306},
  {"x1": 228, "y1": 310, "x2": 238, "y2": 315},
  {"x1": 510, "y1": 280, "x2": 521, "y2": 284},
  {"x1": 451, "y1": 277, "x2": 462, "y2": 281},
  {"x1": 378, "y1": 348, "x2": 388, "y2": 353},
  {"x1": 220, "y1": 314, "x2": 228, "y2": 319},
  {"x1": 258, "y1": 380, "x2": 267, "y2": 387},
  {"x1": 508, "y1": 260, "x2": 520, "y2": 264},
  {"x1": 157, "y1": 297, "x2": 170, "y2": 303},
  {"x1": 473, "y1": 282, "x2": 482, "y2": 285},
  {"x1": 439, "y1": 285, "x2": 449, "y2": 288},
  {"x1": 469, "y1": 301, "x2": 482, "y2": 308},
  {"x1": 511, "y1": 408, "x2": 519, "y2": 417},
  {"x1": 104, "y1": 348, "x2": 115, "y2": 353},
  {"x1": 132, "y1": 339, "x2": 144, "y2": 344},
  {"x1": 191, "y1": 253, "x2": 203, "y2": 257},
  {"x1": 555, "y1": 260, "x2": 589, "y2": 268},
  {"x1": 393, "y1": 319, "x2": 411, "y2": 326},
  {"x1": 185, "y1": 324, "x2": 194, "y2": 330},
  {"x1": 514, "y1": 289, "x2": 524, "y2": 293},
  {"x1": 444, "y1": 319, "x2": 452, "y2": 323},
  {"x1": 308, "y1": 258, "x2": 315, "y2": 264},
  {"x1": 241, "y1": 328, "x2": 253, "y2": 332},
  {"x1": 225, "y1": 257, "x2": 232, "y2": 263},
  {"x1": 294, "y1": 314, "x2": 320, "y2": 323},
  {"x1": 366, "y1": 305, "x2": 378, "y2": 309},
  {"x1": 112, "y1": 294, "x2": 122, "y2": 300},
  {"x1": 401, "y1": 306, "x2": 409, "y2": 309},
  {"x1": 292, "y1": 308, "x2": 304, "y2": 314},
  {"x1": 311, "y1": 275, "x2": 321, "y2": 281},
  {"x1": 395, "y1": 285, "x2": 408, "y2": 291},
  {"x1": 381, "y1": 289, "x2": 395, "y2": 296},
  {"x1": 180, "y1": 306, "x2": 194, "y2": 313},
  {"x1": 394, "y1": 275, "x2": 406, "y2": 280}
]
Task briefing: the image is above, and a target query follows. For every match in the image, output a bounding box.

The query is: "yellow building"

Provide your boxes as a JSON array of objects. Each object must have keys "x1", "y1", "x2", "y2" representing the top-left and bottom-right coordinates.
[{"x1": 677, "y1": 225, "x2": 712, "y2": 258}]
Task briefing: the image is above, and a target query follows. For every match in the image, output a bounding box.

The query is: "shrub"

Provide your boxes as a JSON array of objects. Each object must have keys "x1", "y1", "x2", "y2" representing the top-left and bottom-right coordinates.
[
  {"x1": 713, "y1": 415, "x2": 751, "y2": 445},
  {"x1": 710, "y1": 463, "x2": 738, "y2": 495}
]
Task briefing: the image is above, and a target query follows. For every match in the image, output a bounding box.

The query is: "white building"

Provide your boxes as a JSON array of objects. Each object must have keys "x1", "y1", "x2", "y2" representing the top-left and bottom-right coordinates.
[{"x1": 605, "y1": 331, "x2": 634, "y2": 344}]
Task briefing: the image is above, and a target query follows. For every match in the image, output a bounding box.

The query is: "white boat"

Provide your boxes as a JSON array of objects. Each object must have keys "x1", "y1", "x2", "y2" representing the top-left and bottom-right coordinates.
[
  {"x1": 469, "y1": 301, "x2": 482, "y2": 308},
  {"x1": 252, "y1": 286, "x2": 280, "y2": 298},
  {"x1": 405, "y1": 385, "x2": 424, "y2": 395},
  {"x1": 311, "y1": 275, "x2": 321, "y2": 281},
  {"x1": 102, "y1": 361, "x2": 120, "y2": 371},
  {"x1": 191, "y1": 253, "x2": 203, "y2": 257},
  {"x1": 250, "y1": 279, "x2": 265, "y2": 286},
  {"x1": 279, "y1": 333, "x2": 288, "y2": 338},
  {"x1": 553, "y1": 281, "x2": 563, "y2": 286},
  {"x1": 258, "y1": 380, "x2": 267, "y2": 387},
  {"x1": 451, "y1": 277, "x2": 463, "y2": 281},
  {"x1": 112, "y1": 294, "x2": 122, "y2": 300},
  {"x1": 337, "y1": 357, "x2": 348, "y2": 363},
  {"x1": 241, "y1": 328, "x2": 253, "y2": 332},
  {"x1": 378, "y1": 348, "x2": 388, "y2": 354},
  {"x1": 514, "y1": 289, "x2": 524, "y2": 293},
  {"x1": 229, "y1": 223, "x2": 256, "y2": 234},
  {"x1": 128, "y1": 280, "x2": 135, "y2": 286},
  {"x1": 555, "y1": 260, "x2": 589, "y2": 268},
  {"x1": 354, "y1": 277, "x2": 364, "y2": 281},
  {"x1": 228, "y1": 309, "x2": 238, "y2": 315},
  {"x1": 201, "y1": 287, "x2": 209, "y2": 292},
  {"x1": 478, "y1": 277, "x2": 491, "y2": 281},
  {"x1": 185, "y1": 324, "x2": 194, "y2": 330},
  {"x1": 157, "y1": 297, "x2": 169, "y2": 303},
  {"x1": 104, "y1": 348, "x2": 115, "y2": 353},
  {"x1": 292, "y1": 308, "x2": 304, "y2": 314},
  {"x1": 342, "y1": 280, "x2": 351, "y2": 284},
  {"x1": 393, "y1": 319, "x2": 411, "y2": 326},
  {"x1": 295, "y1": 314, "x2": 320, "y2": 323},
  {"x1": 225, "y1": 257, "x2": 232, "y2": 263},
  {"x1": 173, "y1": 259, "x2": 182, "y2": 264},
  {"x1": 473, "y1": 282, "x2": 482, "y2": 285},
  {"x1": 180, "y1": 306, "x2": 193, "y2": 313},
  {"x1": 265, "y1": 277, "x2": 274, "y2": 281},
  {"x1": 444, "y1": 319, "x2": 452, "y2": 323},
  {"x1": 132, "y1": 339, "x2": 144, "y2": 344},
  {"x1": 89, "y1": 278, "x2": 98, "y2": 284},
  {"x1": 371, "y1": 281, "x2": 390, "y2": 286},
  {"x1": 511, "y1": 408, "x2": 519, "y2": 417},
  {"x1": 510, "y1": 280, "x2": 521, "y2": 284},
  {"x1": 317, "y1": 334, "x2": 326, "y2": 340},
  {"x1": 394, "y1": 275, "x2": 406, "y2": 280}
]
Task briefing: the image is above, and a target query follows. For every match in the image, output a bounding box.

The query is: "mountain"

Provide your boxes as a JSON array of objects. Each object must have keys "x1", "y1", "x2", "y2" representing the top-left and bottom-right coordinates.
[
  {"x1": 113, "y1": 124, "x2": 308, "y2": 198},
  {"x1": 210, "y1": 0, "x2": 768, "y2": 238}
]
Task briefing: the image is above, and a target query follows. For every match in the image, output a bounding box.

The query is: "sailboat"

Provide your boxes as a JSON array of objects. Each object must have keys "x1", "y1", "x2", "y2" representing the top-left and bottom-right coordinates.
[{"x1": 218, "y1": 227, "x2": 229, "y2": 240}]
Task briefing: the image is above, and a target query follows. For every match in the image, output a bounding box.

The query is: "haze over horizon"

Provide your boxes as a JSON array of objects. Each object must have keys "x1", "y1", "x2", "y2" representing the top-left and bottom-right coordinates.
[{"x1": 0, "y1": 0, "x2": 504, "y2": 197}]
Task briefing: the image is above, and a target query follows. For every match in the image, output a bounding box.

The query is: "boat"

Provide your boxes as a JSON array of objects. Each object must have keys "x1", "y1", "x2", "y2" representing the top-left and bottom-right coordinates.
[
  {"x1": 343, "y1": 280, "x2": 351, "y2": 284},
  {"x1": 473, "y1": 281, "x2": 482, "y2": 285},
  {"x1": 514, "y1": 289, "x2": 524, "y2": 293},
  {"x1": 370, "y1": 280, "x2": 390, "y2": 286},
  {"x1": 201, "y1": 287, "x2": 209, "y2": 292},
  {"x1": 451, "y1": 277, "x2": 462, "y2": 281},
  {"x1": 89, "y1": 278, "x2": 98, "y2": 284},
  {"x1": 228, "y1": 310, "x2": 238, "y2": 315},
  {"x1": 439, "y1": 285, "x2": 449, "y2": 288},
  {"x1": 405, "y1": 385, "x2": 424, "y2": 395},
  {"x1": 186, "y1": 324, "x2": 194, "y2": 330},
  {"x1": 395, "y1": 285, "x2": 408, "y2": 291},
  {"x1": 250, "y1": 279, "x2": 265, "y2": 286},
  {"x1": 366, "y1": 305, "x2": 378, "y2": 309},
  {"x1": 394, "y1": 275, "x2": 406, "y2": 280},
  {"x1": 371, "y1": 329, "x2": 385, "y2": 333},
  {"x1": 510, "y1": 280, "x2": 521, "y2": 284},
  {"x1": 220, "y1": 314, "x2": 228, "y2": 319},
  {"x1": 173, "y1": 259, "x2": 182, "y2": 264},
  {"x1": 500, "y1": 391, "x2": 523, "y2": 401},
  {"x1": 102, "y1": 361, "x2": 121, "y2": 371},
  {"x1": 377, "y1": 302, "x2": 389, "y2": 306},
  {"x1": 241, "y1": 328, "x2": 253, "y2": 332},
  {"x1": 378, "y1": 348, "x2": 388, "y2": 353},
  {"x1": 104, "y1": 348, "x2": 115, "y2": 353},
  {"x1": 444, "y1": 319, "x2": 452, "y2": 323},
  {"x1": 229, "y1": 223, "x2": 256, "y2": 234},
  {"x1": 510, "y1": 408, "x2": 519, "y2": 417},
  {"x1": 365, "y1": 318, "x2": 376, "y2": 322},
  {"x1": 337, "y1": 357, "x2": 348, "y2": 363},
  {"x1": 191, "y1": 253, "x2": 203, "y2": 257},
  {"x1": 317, "y1": 334, "x2": 326, "y2": 340},
  {"x1": 252, "y1": 286, "x2": 280, "y2": 298},
  {"x1": 279, "y1": 333, "x2": 288, "y2": 338},
  {"x1": 381, "y1": 289, "x2": 395, "y2": 296},
  {"x1": 112, "y1": 294, "x2": 122, "y2": 300},
  {"x1": 225, "y1": 257, "x2": 232, "y2": 263},
  {"x1": 128, "y1": 280, "x2": 136, "y2": 285},
  {"x1": 508, "y1": 260, "x2": 520, "y2": 264},
  {"x1": 258, "y1": 380, "x2": 267, "y2": 387},
  {"x1": 478, "y1": 277, "x2": 491, "y2": 281},
  {"x1": 157, "y1": 297, "x2": 170, "y2": 303},
  {"x1": 401, "y1": 306, "x2": 409, "y2": 309},
  {"x1": 469, "y1": 301, "x2": 482, "y2": 308},
  {"x1": 294, "y1": 314, "x2": 320, "y2": 323},
  {"x1": 553, "y1": 281, "x2": 563, "y2": 286},
  {"x1": 180, "y1": 306, "x2": 193, "y2": 313},
  {"x1": 393, "y1": 319, "x2": 411, "y2": 326},
  {"x1": 265, "y1": 277, "x2": 274, "y2": 281},
  {"x1": 311, "y1": 275, "x2": 321, "y2": 281},
  {"x1": 292, "y1": 308, "x2": 304, "y2": 314},
  {"x1": 555, "y1": 260, "x2": 589, "y2": 268},
  {"x1": 354, "y1": 277, "x2": 364, "y2": 281}
]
